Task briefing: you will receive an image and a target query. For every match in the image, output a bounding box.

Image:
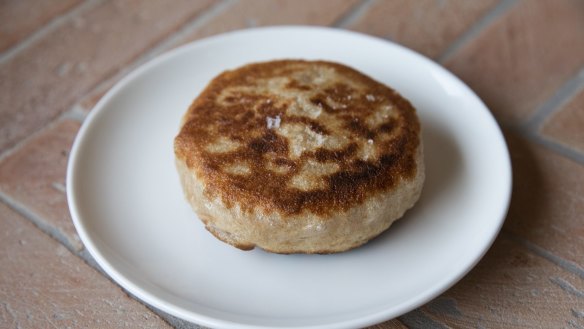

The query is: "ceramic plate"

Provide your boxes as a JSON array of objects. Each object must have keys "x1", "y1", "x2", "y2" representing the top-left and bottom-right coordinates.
[{"x1": 67, "y1": 26, "x2": 511, "y2": 329}]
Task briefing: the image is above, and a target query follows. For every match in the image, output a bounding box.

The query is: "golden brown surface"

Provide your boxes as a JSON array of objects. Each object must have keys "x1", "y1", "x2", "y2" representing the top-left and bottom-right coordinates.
[{"x1": 174, "y1": 60, "x2": 421, "y2": 217}]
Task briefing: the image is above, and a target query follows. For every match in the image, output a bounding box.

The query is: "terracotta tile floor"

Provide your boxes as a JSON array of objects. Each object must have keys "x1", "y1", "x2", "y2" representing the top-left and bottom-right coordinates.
[{"x1": 1, "y1": 1, "x2": 583, "y2": 328}]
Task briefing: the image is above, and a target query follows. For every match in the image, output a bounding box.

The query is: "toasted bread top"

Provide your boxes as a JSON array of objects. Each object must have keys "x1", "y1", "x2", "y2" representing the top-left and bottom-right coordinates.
[{"x1": 174, "y1": 60, "x2": 421, "y2": 216}]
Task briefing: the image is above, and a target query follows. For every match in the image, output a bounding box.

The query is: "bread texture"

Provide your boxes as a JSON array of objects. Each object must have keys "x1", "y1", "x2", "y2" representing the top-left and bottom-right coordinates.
[{"x1": 174, "y1": 60, "x2": 424, "y2": 254}]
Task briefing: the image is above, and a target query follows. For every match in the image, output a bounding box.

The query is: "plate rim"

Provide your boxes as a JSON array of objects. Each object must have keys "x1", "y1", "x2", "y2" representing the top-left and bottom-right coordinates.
[{"x1": 67, "y1": 25, "x2": 512, "y2": 329}]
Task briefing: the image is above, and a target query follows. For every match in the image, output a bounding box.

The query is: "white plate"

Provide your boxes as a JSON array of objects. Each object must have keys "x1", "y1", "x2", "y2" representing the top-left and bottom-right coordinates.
[{"x1": 67, "y1": 26, "x2": 511, "y2": 329}]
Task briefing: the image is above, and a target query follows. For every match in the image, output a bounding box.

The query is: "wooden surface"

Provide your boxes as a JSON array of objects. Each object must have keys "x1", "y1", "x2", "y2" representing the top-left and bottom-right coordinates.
[{"x1": 1, "y1": 0, "x2": 583, "y2": 328}]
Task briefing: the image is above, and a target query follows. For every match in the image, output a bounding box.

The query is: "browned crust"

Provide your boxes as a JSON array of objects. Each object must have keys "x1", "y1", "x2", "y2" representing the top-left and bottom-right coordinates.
[{"x1": 174, "y1": 60, "x2": 421, "y2": 217}]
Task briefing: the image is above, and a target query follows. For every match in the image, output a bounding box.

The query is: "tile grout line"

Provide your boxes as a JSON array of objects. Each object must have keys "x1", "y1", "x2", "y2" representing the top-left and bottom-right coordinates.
[
  {"x1": 0, "y1": 194, "x2": 117, "y2": 316},
  {"x1": 1, "y1": 1, "x2": 439, "y2": 327},
  {"x1": 399, "y1": 309, "x2": 451, "y2": 329},
  {"x1": 77, "y1": 250, "x2": 203, "y2": 328},
  {"x1": 332, "y1": 0, "x2": 377, "y2": 28},
  {"x1": 0, "y1": 198, "x2": 193, "y2": 329},
  {"x1": 437, "y1": 0, "x2": 518, "y2": 64},
  {"x1": 1, "y1": 143, "x2": 189, "y2": 322},
  {"x1": 549, "y1": 277, "x2": 584, "y2": 299},
  {"x1": 0, "y1": 192, "x2": 79, "y2": 255},
  {"x1": 74, "y1": 0, "x2": 237, "y2": 113},
  {"x1": 1, "y1": 3, "x2": 234, "y2": 326},
  {"x1": 0, "y1": 101, "x2": 88, "y2": 163},
  {"x1": 141, "y1": 0, "x2": 237, "y2": 55},
  {"x1": 503, "y1": 121, "x2": 584, "y2": 166},
  {"x1": 524, "y1": 129, "x2": 584, "y2": 165},
  {"x1": 8, "y1": 1, "x2": 577, "y2": 327},
  {"x1": 521, "y1": 66, "x2": 584, "y2": 131},
  {"x1": 502, "y1": 230, "x2": 584, "y2": 280},
  {"x1": 0, "y1": 0, "x2": 235, "y2": 155},
  {"x1": 0, "y1": 0, "x2": 234, "y2": 175},
  {"x1": 0, "y1": 196, "x2": 195, "y2": 328},
  {"x1": 0, "y1": 0, "x2": 104, "y2": 65}
]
